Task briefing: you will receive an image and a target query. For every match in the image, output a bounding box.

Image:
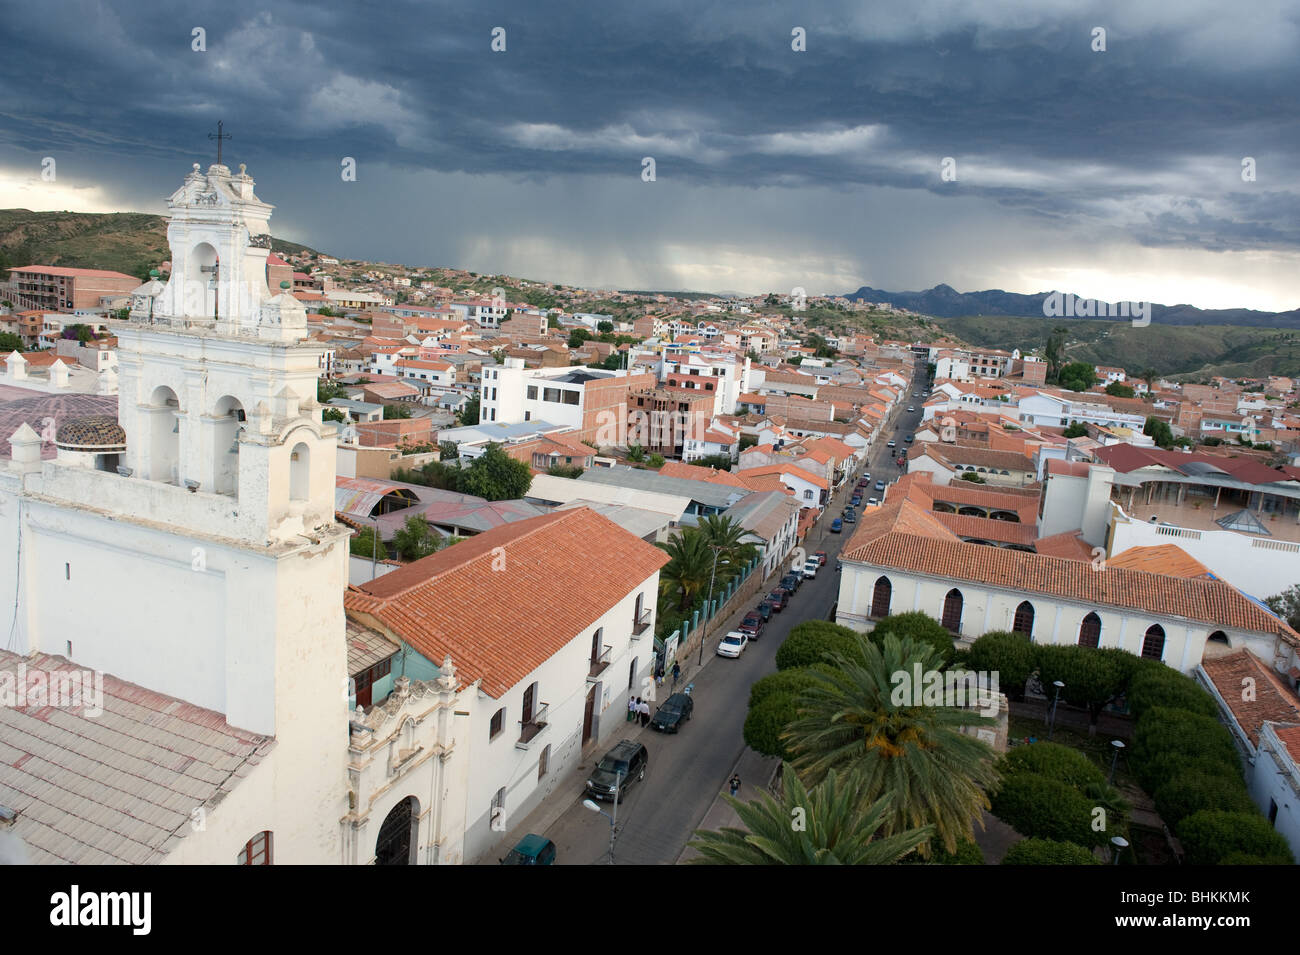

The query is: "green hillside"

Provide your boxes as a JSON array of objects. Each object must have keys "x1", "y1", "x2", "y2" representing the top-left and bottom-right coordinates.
[
  {"x1": 933, "y1": 315, "x2": 1300, "y2": 382},
  {"x1": 0, "y1": 209, "x2": 317, "y2": 283}
]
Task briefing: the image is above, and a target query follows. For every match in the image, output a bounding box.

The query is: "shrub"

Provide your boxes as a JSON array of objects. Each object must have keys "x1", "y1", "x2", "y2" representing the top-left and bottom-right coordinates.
[
  {"x1": 1219, "y1": 851, "x2": 1293, "y2": 865},
  {"x1": 1153, "y1": 771, "x2": 1255, "y2": 828},
  {"x1": 990, "y1": 773, "x2": 1106, "y2": 847},
  {"x1": 869, "y1": 612, "x2": 956, "y2": 666},
  {"x1": 1130, "y1": 707, "x2": 1241, "y2": 792},
  {"x1": 968, "y1": 631, "x2": 1038, "y2": 699},
  {"x1": 775, "y1": 622, "x2": 866, "y2": 671},
  {"x1": 1126, "y1": 662, "x2": 1219, "y2": 722},
  {"x1": 1036, "y1": 645, "x2": 1140, "y2": 731},
  {"x1": 1003, "y1": 838, "x2": 1101, "y2": 865},
  {"x1": 902, "y1": 838, "x2": 985, "y2": 865},
  {"x1": 743, "y1": 692, "x2": 799, "y2": 759},
  {"x1": 998, "y1": 742, "x2": 1105, "y2": 791},
  {"x1": 1177, "y1": 810, "x2": 1294, "y2": 865},
  {"x1": 748, "y1": 667, "x2": 831, "y2": 710}
]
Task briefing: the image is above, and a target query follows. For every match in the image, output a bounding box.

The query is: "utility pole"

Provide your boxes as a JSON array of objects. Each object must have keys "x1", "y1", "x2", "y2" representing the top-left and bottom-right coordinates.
[{"x1": 609, "y1": 770, "x2": 623, "y2": 865}]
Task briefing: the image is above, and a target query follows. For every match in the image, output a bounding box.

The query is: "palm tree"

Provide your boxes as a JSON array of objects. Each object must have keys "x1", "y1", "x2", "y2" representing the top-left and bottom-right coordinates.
[
  {"x1": 1140, "y1": 367, "x2": 1158, "y2": 394},
  {"x1": 783, "y1": 634, "x2": 1000, "y2": 855},
  {"x1": 657, "y1": 528, "x2": 716, "y2": 610},
  {"x1": 696, "y1": 513, "x2": 757, "y2": 581},
  {"x1": 688, "y1": 764, "x2": 933, "y2": 865}
]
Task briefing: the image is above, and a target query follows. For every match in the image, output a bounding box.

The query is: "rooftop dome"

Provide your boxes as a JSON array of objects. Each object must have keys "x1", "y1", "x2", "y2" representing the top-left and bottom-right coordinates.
[{"x1": 55, "y1": 415, "x2": 126, "y2": 451}]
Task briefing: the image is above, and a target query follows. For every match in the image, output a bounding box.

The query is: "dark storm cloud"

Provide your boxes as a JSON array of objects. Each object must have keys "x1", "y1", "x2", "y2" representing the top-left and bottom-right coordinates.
[{"x1": 0, "y1": 0, "x2": 1296, "y2": 302}]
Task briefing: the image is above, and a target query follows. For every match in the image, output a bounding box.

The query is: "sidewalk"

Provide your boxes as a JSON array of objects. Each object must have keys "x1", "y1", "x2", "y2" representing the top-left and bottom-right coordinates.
[{"x1": 675, "y1": 748, "x2": 780, "y2": 863}]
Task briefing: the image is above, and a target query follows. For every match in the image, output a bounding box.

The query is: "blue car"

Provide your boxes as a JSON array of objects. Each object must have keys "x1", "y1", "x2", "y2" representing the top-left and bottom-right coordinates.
[{"x1": 831, "y1": 518, "x2": 843, "y2": 533}]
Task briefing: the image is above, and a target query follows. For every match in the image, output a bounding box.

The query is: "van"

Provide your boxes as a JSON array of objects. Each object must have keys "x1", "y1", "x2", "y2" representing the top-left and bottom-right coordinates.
[{"x1": 500, "y1": 834, "x2": 557, "y2": 865}]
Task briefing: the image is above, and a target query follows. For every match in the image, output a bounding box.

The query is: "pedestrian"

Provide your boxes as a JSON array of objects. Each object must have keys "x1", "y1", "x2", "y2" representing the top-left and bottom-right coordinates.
[
  {"x1": 628, "y1": 696, "x2": 638, "y2": 722},
  {"x1": 639, "y1": 699, "x2": 651, "y2": 727},
  {"x1": 655, "y1": 660, "x2": 665, "y2": 686},
  {"x1": 672, "y1": 661, "x2": 681, "y2": 687},
  {"x1": 729, "y1": 774, "x2": 741, "y2": 797}
]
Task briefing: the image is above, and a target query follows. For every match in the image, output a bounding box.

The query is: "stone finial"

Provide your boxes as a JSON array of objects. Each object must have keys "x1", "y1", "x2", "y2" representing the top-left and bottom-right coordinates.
[
  {"x1": 9, "y1": 422, "x2": 42, "y2": 473},
  {"x1": 239, "y1": 163, "x2": 247, "y2": 176},
  {"x1": 192, "y1": 163, "x2": 200, "y2": 173}
]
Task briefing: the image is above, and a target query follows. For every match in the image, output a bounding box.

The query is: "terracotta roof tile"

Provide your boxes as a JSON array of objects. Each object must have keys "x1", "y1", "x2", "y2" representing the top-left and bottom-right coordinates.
[
  {"x1": 1107, "y1": 544, "x2": 1214, "y2": 579},
  {"x1": 345, "y1": 509, "x2": 668, "y2": 697},
  {"x1": 1202, "y1": 650, "x2": 1300, "y2": 746}
]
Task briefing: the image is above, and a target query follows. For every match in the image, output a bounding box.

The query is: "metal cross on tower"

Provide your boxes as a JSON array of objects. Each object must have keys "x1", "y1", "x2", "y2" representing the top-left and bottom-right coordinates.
[{"x1": 208, "y1": 120, "x2": 231, "y2": 166}]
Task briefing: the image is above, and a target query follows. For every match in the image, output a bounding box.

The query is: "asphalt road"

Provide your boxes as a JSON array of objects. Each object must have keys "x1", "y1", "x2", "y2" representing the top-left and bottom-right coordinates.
[{"x1": 543, "y1": 368, "x2": 931, "y2": 864}]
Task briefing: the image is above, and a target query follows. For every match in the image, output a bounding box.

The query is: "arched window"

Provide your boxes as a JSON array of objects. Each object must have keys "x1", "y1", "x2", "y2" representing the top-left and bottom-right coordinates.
[
  {"x1": 1078, "y1": 612, "x2": 1101, "y2": 648},
  {"x1": 289, "y1": 441, "x2": 311, "y2": 501},
  {"x1": 1012, "y1": 601, "x2": 1035, "y2": 637},
  {"x1": 871, "y1": 576, "x2": 892, "y2": 619},
  {"x1": 941, "y1": 588, "x2": 963, "y2": 632},
  {"x1": 1142, "y1": 624, "x2": 1166, "y2": 661},
  {"x1": 149, "y1": 385, "x2": 181, "y2": 483},
  {"x1": 376, "y1": 796, "x2": 419, "y2": 865},
  {"x1": 237, "y1": 830, "x2": 272, "y2": 865},
  {"x1": 1207, "y1": 630, "x2": 1230, "y2": 648},
  {"x1": 213, "y1": 395, "x2": 244, "y2": 496}
]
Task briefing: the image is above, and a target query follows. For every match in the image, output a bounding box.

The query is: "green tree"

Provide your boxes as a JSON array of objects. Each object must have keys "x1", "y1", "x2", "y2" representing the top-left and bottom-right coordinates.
[
  {"x1": 458, "y1": 443, "x2": 532, "y2": 501},
  {"x1": 1177, "y1": 810, "x2": 1294, "y2": 865},
  {"x1": 1139, "y1": 368, "x2": 1158, "y2": 393},
  {"x1": 392, "y1": 514, "x2": 440, "y2": 561},
  {"x1": 749, "y1": 667, "x2": 832, "y2": 709},
  {"x1": 318, "y1": 378, "x2": 346, "y2": 402},
  {"x1": 959, "y1": 472, "x2": 986, "y2": 484},
  {"x1": 1002, "y1": 838, "x2": 1101, "y2": 865},
  {"x1": 1126, "y1": 661, "x2": 1219, "y2": 722},
  {"x1": 322, "y1": 407, "x2": 346, "y2": 423},
  {"x1": 1130, "y1": 707, "x2": 1241, "y2": 793},
  {"x1": 383, "y1": 404, "x2": 412, "y2": 420},
  {"x1": 1063, "y1": 421, "x2": 1088, "y2": 438},
  {"x1": 775, "y1": 621, "x2": 866, "y2": 671},
  {"x1": 349, "y1": 525, "x2": 384, "y2": 559},
  {"x1": 990, "y1": 773, "x2": 1110, "y2": 847},
  {"x1": 1035, "y1": 645, "x2": 1139, "y2": 735},
  {"x1": 867, "y1": 611, "x2": 956, "y2": 666},
  {"x1": 317, "y1": 306, "x2": 336, "y2": 317},
  {"x1": 783, "y1": 634, "x2": 1000, "y2": 854},
  {"x1": 439, "y1": 440, "x2": 459, "y2": 462},
  {"x1": 693, "y1": 453, "x2": 735, "y2": 471},
  {"x1": 567, "y1": 328, "x2": 592, "y2": 349},
  {"x1": 596, "y1": 320, "x2": 614, "y2": 333},
  {"x1": 1105, "y1": 380, "x2": 1135, "y2": 398},
  {"x1": 547, "y1": 463, "x2": 584, "y2": 478},
  {"x1": 695, "y1": 513, "x2": 756, "y2": 578},
  {"x1": 1153, "y1": 772, "x2": 1256, "y2": 829},
  {"x1": 743, "y1": 692, "x2": 799, "y2": 759},
  {"x1": 0, "y1": 332, "x2": 23, "y2": 353},
  {"x1": 998, "y1": 742, "x2": 1106, "y2": 791},
  {"x1": 1044, "y1": 325, "x2": 1069, "y2": 383},
  {"x1": 1059, "y1": 361, "x2": 1098, "y2": 392},
  {"x1": 657, "y1": 528, "x2": 717, "y2": 611},
  {"x1": 1265, "y1": 584, "x2": 1300, "y2": 630},
  {"x1": 1144, "y1": 415, "x2": 1174, "y2": 449},
  {"x1": 968, "y1": 631, "x2": 1038, "y2": 700},
  {"x1": 688, "y1": 767, "x2": 933, "y2": 866},
  {"x1": 457, "y1": 393, "x2": 480, "y2": 425}
]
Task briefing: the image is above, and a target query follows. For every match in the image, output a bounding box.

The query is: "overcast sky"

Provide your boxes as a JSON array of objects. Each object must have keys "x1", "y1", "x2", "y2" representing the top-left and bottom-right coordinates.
[{"x1": 0, "y1": 0, "x2": 1297, "y2": 310}]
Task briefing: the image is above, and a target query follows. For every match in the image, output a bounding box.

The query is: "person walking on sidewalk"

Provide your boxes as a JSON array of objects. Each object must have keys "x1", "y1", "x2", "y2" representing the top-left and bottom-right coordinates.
[
  {"x1": 639, "y1": 698, "x2": 651, "y2": 727},
  {"x1": 729, "y1": 774, "x2": 741, "y2": 797},
  {"x1": 628, "y1": 696, "x2": 639, "y2": 722},
  {"x1": 671, "y1": 661, "x2": 681, "y2": 688}
]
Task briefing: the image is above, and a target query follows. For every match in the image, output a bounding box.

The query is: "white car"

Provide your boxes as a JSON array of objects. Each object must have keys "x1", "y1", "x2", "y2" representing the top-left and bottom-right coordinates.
[
  {"x1": 866, "y1": 497, "x2": 880, "y2": 506},
  {"x1": 906, "y1": 405, "x2": 915, "y2": 412},
  {"x1": 717, "y1": 631, "x2": 749, "y2": 658},
  {"x1": 803, "y1": 559, "x2": 819, "y2": 579}
]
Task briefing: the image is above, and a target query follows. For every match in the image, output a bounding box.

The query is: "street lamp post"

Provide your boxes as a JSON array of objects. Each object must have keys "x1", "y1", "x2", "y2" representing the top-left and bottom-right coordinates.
[
  {"x1": 1110, "y1": 835, "x2": 1129, "y2": 865},
  {"x1": 698, "y1": 545, "x2": 721, "y2": 666},
  {"x1": 583, "y1": 769, "x2": 623, "y2": 865},
  {"x1": 1109, "y1": 739, "x2": 1126, "y2": 784},
  {"x1": 1048, "y1": 680, "x2": 1064, "y2": 739}
]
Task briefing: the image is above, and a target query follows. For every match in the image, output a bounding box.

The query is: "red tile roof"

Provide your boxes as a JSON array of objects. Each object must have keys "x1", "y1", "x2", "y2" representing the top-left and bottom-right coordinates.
[
  {"x1": 1107, "y1": 544, "x2": 1214, "y2": 578},
  {"x1": 344, "y1": 509, "x2": 668, "y2": 697},
  {"x1": 932, "y1": 511, "x2": 1038, "y2": 547},
  {"x1": 1201, "y1": 650, "x2": 1300, "y2": 746}
]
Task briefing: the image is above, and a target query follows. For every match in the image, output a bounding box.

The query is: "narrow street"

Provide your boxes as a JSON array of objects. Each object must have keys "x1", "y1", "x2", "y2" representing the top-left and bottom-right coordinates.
[{"x1": 515, "y1": 368, "x2": 930, "y2": 864}]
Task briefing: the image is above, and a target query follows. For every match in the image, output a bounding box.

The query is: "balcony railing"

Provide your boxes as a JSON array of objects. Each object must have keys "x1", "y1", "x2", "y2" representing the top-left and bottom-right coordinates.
[
  {"x1": 587, "y1": 646, "x2": 612, "y2": 681},
  {"x1": 516, "y1": 702, "x2": 550, "y2": 749},
  {"x1": 632, "y1": 609, "x2": 652, "y2": 637}
]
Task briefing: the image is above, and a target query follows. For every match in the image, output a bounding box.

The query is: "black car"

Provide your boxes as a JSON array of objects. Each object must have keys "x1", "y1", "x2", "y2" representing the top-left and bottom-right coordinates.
[
  {"x1": 650, "y1": 693, "x2": 695, "y2": 733},
  {"x1": 781, "y1": 572, "x2": 802, "y2": 593},
  {"x1": 586, "y1": 739, "x2": 648, "y2": 802}
]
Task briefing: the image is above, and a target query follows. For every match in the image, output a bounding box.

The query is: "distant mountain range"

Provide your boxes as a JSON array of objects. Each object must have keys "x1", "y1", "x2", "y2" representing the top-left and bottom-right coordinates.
[{"x1": 847, "y1": 283, "x2": 1300, "y2": 328}]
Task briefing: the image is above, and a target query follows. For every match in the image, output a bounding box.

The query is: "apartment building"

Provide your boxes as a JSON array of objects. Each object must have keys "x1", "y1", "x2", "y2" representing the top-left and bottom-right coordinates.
[
  {"x1": 478, "y1": 358, "x2": 655, "y2": 440},
  {"x1": 8, "y1": 265, "x2": 139, "y2": 313}
]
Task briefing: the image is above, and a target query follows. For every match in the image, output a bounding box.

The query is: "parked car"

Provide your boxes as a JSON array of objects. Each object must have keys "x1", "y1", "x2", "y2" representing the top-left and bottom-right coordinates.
[
  {"x1": 850, "y1": 495, "x2": 862, "y2": 508},
  {"x1": 887, "y1": 440, "x2": 896, "y2": 449},
  {"x1": 781, "y1": 571, "x2": 802, "y2": 593},
  {"x1": 866, "y1": 497, "x2": 880, "y2": 506},
  {"x1": 905, "y1": 433, "x2": 914, "y2": 443},
  {"x1": 767, "y1": 588, "x2": 789, "y2": 611},
  {"x1": 875, "y1": 480, "x2": 886, "y2": 492},
  {"x1": 912, "y1": 392, "x2": 920, "y2": 397},
  {"x1": 830, "y1": 518, "x2": 843, "y2": 533},
  {"x1": 814, "y1": 550, "x2": 827, "y2": 566},
  {"x1": 717, "y1": 630, "x2": 749, "y2": 658},
  {"x1": 906, "y1": 405, "x2": 914, "y2": 412},
  {"x1": 803, "y1": 558, "x2": 819, "y2": 579},
  {"x1": 756, "y1": 601, "x2": 773, "y2": 621},
  {"x1": 650, "y1": 693, "x2": 695, "y2": 733},
  {"x1": 739, "y1": 611, "x2": 765, "y2": 638},
  {"x1": 500, "y1": 833, "x2": 557, "y2": 865},
  {"x1": 586, "y1": 739, "x2": 648, "y2": 802},
  {"x1": 843, "y1": 510, "x2": 857, "y2": 523}
]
